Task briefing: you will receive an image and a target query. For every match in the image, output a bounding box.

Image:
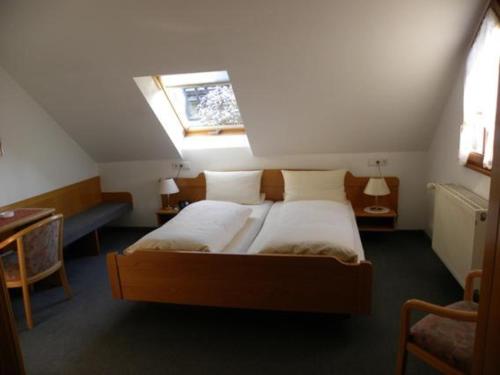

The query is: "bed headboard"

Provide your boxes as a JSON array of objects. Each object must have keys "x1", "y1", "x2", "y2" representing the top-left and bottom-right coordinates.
[{"x1": 166, "y1": 170, "x2": 399, "y2": 212}]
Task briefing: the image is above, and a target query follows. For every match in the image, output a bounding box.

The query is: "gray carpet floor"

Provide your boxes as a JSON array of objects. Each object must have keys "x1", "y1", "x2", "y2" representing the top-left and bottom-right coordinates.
[{"x1": 10, "y1": 230, "x2": 462, "y2": 375}]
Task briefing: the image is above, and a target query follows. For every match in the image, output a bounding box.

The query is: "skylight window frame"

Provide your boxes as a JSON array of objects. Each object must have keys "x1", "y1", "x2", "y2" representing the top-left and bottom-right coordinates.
[
  {"x1": 165, "y1": 80, "x2": 232, "y2": 89},
  {"x1": 153, "y1": 75, "x2": 245, "y2": 137}
]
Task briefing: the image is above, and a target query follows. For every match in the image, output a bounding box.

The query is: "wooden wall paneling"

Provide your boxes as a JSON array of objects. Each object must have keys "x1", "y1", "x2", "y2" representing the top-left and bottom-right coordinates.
[
  {"x1": 166, "y1": 170, "x2": 399, "y2": 213},
  {"x1": 0, "y1": 177, "x2": 102, "y2": 218}
]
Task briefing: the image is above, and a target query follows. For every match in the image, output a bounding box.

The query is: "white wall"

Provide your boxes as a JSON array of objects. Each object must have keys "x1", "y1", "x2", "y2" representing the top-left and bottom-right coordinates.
[
  {"x1": 0, "y1": 1, "x2": 485, "y2": 162},
  {"x1": 0, "y1": 66, "x2": 98, "y2": 206},
  {"x1": 99, "y1": 148, "x2": 428, "y2": 229},
  {"x1": 427, "y1": 67, "x2": 491, "y2": 234},
  {"x1": 98, "y1": 66, "x2": 493, "y2": 232},
  {"x1": 0, "y1": 51, "x2": 479, "y2": 232},
  {"x1": 0, "y1": 56, "x2": 476, "y2": 233}
]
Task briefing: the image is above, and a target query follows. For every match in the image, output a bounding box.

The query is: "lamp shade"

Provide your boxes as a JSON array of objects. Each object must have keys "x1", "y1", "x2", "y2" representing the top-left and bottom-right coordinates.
[
  {"x1": 159, "y1": 178, "x2": 179, "y2": 195},
  {"x1": 364, "y1": 178, "x2": 390, "y2": 197}
]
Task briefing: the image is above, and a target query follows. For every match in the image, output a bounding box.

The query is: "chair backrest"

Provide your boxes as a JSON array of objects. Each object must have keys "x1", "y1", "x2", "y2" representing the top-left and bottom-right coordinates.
[{"x1": 17, "y1": 215, "x2": 63, "y2": 279}]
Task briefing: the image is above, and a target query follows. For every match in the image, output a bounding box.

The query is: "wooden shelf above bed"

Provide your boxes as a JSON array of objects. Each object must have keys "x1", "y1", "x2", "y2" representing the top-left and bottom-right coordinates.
[
  {"x1": 167, "y1": 170, "x2": 400, "y2": 232},
  {"x1": 167, "y1": 170, "x2": 399, "y2": 209}
]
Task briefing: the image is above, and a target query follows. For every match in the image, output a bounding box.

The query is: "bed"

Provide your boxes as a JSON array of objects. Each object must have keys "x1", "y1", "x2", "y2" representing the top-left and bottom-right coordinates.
[{"x1": 107, "y1": 170, "x2": 399, "y2": 314}]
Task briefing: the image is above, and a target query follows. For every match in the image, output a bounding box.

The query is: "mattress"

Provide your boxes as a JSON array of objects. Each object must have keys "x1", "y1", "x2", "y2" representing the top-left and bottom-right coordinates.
[
  {"x1": 222, "y1": 200, "x2": 273, "y2": 253},
  {"x1": 248, "y1": 201, "x2": 365, "y2": 261}
]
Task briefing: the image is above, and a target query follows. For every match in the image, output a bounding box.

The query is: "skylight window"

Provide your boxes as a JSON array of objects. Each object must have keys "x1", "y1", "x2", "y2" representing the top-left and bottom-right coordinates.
[
  {"x1": 459, "y1": 9, "x2": 500, "y2": 175},
  {"x1": 155, "y1": 71, "x2": 244, "y2": 136}
]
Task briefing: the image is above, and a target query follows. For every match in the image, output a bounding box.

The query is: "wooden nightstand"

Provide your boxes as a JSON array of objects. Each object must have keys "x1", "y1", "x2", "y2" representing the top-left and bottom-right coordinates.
[
  {"x1": 354, "y1": 207, "x2": 397, "y2": 232},
  {"x1": 156, "y1": 208, "x2": 179, "y2": 226}
]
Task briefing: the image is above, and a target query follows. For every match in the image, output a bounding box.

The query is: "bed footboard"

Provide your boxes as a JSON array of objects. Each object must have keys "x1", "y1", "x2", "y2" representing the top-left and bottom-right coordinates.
[{"x1": 107, "y1": 251, "x2": 373, "y2": 314}]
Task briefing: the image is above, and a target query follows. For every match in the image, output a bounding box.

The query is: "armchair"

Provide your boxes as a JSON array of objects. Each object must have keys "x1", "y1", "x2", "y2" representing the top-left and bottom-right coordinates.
[{"x1": 396, "y1": 270, "x2": 482, "y2": 375}]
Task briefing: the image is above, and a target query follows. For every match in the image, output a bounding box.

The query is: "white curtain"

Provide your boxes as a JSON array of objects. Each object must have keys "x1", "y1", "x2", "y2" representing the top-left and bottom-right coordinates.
[{"x1": 459, "y1": 10, "x2": 500, "y2": 168}]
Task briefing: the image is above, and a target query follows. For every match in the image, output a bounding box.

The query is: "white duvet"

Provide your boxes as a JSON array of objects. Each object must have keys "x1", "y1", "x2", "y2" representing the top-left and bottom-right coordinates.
[
  {"x1": 125, "y1": 200, "x2": 251, "y2": 254},
  {"x1": 248, "y1": 200, "x2": 359, "y2": 263}
]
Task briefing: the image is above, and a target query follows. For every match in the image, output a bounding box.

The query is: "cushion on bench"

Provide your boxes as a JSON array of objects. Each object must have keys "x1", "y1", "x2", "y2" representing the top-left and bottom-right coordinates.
[{"x1": 63, "y1": 202, "x2": 132, "y2": 246}]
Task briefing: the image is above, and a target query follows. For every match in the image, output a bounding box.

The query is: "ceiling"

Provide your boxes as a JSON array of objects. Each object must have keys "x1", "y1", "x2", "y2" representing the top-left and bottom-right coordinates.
[{"x1": 0, "y1": 0, "x2": 486, "y2": 162}]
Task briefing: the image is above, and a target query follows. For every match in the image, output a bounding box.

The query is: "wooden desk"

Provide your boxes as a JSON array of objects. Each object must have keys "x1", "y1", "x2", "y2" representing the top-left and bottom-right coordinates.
[{"x1": 0, "y1": 208, "x2": 55, "y2": 240}]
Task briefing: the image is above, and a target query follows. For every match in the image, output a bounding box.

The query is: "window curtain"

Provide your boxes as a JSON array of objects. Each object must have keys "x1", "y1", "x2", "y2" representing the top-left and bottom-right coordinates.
[{"x1": 459, "y1": 9, "x2": 500, "y2": 168}]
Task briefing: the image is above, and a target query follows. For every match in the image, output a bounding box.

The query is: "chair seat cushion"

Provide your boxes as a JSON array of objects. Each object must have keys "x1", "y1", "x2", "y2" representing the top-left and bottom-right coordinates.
[
  {"x1": 410, "y1": 301, "x2": 478, "y2": 374},
  {"x1": 63, "y1": 202, "x2": 132, "y2": 246}
]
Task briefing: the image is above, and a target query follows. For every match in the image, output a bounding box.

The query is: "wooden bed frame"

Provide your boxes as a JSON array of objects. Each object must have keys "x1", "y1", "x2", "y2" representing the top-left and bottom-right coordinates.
[{"x1": 107, "y1": 170, "x2": 399, "y2": 314}]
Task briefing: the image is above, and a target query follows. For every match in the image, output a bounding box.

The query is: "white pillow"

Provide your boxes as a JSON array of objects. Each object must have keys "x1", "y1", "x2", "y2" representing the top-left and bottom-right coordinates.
[
  {"x1": 282, "y1": 169, "x2": 347, "y2": 202},
  {"x1": 205, "y1": 170, "x2": 263, "y2": 204}
]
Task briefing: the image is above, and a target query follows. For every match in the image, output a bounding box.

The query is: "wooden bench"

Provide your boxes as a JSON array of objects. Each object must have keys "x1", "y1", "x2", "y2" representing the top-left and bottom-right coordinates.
[{"x1": 0, "y1": 177, "x2": 132, "y2": 255}]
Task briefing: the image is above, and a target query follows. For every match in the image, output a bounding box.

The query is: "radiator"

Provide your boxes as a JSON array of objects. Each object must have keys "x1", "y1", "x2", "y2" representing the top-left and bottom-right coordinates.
[{"x1": 430, "y1": 184, "x2": 488, "y2": 287}]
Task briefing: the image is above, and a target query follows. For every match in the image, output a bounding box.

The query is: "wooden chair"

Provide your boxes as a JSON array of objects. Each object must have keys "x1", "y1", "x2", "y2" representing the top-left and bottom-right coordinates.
[
  {"x1": 0, "y1": 214, "x2": 71, "y2": 329},
  {"x1": 396, "y1": 270, "x2": 482, "y2": 375}
]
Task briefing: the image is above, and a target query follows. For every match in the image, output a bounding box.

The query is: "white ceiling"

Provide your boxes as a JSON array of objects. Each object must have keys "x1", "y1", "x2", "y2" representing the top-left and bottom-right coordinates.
[{"x1": 0, "y1": 0, "x2": 486, "y2": 162}]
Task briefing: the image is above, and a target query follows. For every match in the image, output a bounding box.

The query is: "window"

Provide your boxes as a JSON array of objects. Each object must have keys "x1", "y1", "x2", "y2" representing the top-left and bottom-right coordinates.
[
  {"x1": 459, "y1": 9, "x2": 500, "y2": 175},
  {"x1": 154, "y1": 71, "x2": 244, "y2": 136}
]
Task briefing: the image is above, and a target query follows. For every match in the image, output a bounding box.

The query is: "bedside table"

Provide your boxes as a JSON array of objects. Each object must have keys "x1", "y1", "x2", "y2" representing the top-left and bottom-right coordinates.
[
  {"x1": 354, "y1": 207, "x2": 397, "y2": 232},
  {"x1": 156, "y1": 208, "x2": 178, "y2": 226}
]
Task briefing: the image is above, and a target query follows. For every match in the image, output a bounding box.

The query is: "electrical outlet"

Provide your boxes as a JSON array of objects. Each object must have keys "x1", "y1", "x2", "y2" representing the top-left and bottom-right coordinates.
[
  {"x1": 368, "y1": 158, "x2": 388, "y2": 167},
  {"x1": 171, "y1": 161, "x2": 191, "y2": 170}
]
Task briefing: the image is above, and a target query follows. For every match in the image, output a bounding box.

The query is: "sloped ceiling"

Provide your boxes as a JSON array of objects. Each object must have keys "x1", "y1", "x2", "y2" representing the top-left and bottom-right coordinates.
[{"x1": 0, "y1": 0, "x2": 486, "y2": 162}]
